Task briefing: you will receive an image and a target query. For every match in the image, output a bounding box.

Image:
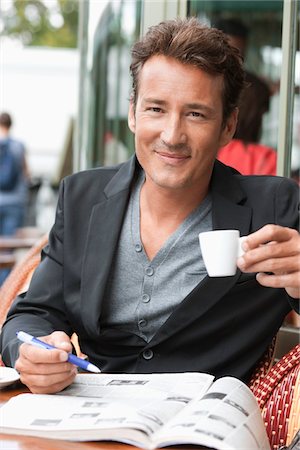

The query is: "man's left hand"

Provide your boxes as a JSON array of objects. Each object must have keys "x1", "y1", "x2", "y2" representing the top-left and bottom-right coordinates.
[{"x1": 237, "y1": 224, "x2": 300, "y2": 299}]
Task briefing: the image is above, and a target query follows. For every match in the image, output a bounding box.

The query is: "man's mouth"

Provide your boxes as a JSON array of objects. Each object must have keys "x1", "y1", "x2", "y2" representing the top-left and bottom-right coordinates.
[{"x1": 155, "y1": 151, "x2": 190, "y2": 162}]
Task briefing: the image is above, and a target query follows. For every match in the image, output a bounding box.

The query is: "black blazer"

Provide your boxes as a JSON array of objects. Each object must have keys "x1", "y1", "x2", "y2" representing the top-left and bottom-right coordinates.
[{"x1": 1, "y1": 157, "x2": 299, "y2": 382}]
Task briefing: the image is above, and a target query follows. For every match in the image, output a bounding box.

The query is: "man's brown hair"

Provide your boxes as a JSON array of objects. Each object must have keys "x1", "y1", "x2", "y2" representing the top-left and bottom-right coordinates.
[{"x1": 130, "y1": 17, "x2": 245, "y2": 123}]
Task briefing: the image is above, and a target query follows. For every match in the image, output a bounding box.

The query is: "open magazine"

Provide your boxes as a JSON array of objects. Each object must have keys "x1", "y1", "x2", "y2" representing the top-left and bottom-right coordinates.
[{"x1": 0, "y1": 372, "x2": 271, "y2": 450}]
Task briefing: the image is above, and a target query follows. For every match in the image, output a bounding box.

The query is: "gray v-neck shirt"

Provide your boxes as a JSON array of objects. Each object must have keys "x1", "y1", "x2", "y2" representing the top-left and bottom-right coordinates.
[{"x1": 101, "y1": 172, "x2": 212, "y2": 342}]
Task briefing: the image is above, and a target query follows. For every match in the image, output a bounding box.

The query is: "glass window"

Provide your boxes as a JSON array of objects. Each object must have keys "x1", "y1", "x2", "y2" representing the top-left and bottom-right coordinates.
[
  {"x1": 87, "y1": 0, "x2": 141, "y2": 168},
  {"x1": 291, "y1": 43, "x2": 300, "y2": 184}
]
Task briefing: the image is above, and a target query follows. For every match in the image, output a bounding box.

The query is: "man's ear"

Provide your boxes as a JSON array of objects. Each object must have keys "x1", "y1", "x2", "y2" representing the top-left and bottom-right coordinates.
[
  {"x1": 128, "y1": 100, "x2": 136, "y2": 133},
  {"x1": 219, "y1": 108, "x2": 238, "y2": 147}
]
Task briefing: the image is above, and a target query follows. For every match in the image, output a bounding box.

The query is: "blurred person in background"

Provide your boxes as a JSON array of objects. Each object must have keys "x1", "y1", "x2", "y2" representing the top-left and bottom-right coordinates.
[
  {"x1": 214, "y1": 17, "x2": 249, "y2": 61},
  {"x1": 214, "y1": 17, "x2": 279, "y2": 96},
  {"x1": 215, "y1": 18, "x2": 277, "y2": 175},
  {"x1": 218, "y1": 72, "x2": 277, "y2": 175},
  {"x1": 0, "y1": 112, "x2": 30, "y2": 284}
]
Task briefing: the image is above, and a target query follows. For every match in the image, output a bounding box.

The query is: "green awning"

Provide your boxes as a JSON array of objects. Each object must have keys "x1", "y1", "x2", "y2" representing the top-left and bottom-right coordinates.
[{"x1": 190, "y1": 0, "x2": 283, "y2": 13}]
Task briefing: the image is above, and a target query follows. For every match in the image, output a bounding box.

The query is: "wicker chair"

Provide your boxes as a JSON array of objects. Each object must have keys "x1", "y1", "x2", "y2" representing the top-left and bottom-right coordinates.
[
  {"x1": 250, "y1": 343, "x2": 300, "y2": 449},
  {"x1": 0, "y1": 233, "x2": 49, "y2": 328},
  {"x1": 248, "y1": 336, "x2": 277, "y2": 391}
]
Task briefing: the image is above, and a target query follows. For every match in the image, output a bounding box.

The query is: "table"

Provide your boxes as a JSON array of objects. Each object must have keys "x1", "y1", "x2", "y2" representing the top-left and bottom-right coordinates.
[
  {"x1": 0, "y1": 383, "x2": 135, "y2": 450},
  {"x1": 0, "y1": 253, "x2": 16, "y2": 269},
  {"x1": 0, "y1": 385, "x2": 132, "y2": 450},
  {"x1": 0, "y1": 235, "x2": 41, "y2": 269},
  {"x1": 0, "y1": 236, "x2": 39, "y2": 251},
  {"x1": 0, "y1": 234, "x2": 41, "y2": 269},
  {"x1": 0, "y1": 383, "x2": 207, "y2": 450}
]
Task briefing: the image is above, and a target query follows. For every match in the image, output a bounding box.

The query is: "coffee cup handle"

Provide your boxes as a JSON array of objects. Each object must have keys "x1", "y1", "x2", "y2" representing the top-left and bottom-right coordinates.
[{"x1": 238, "y1": 236, "x2": 247, "y2": 258}]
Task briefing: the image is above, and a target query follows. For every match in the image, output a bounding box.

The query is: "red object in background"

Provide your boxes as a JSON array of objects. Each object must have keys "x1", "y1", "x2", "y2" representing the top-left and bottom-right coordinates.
[{"x1": 218, "y1": 139, "x2": 277, "y2": 176}]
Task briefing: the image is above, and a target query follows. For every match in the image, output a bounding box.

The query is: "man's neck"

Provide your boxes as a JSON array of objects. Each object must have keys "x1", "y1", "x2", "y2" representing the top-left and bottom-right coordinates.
[
  {"x1": 139, "y1": 178, "x2": 209, "y2": 260},
  {"x1": 0, "y1": 128, "x2": 9, "y2": 139},
  {"x1": 140, "y1": 178, "x2": 208, "y2": 224}
]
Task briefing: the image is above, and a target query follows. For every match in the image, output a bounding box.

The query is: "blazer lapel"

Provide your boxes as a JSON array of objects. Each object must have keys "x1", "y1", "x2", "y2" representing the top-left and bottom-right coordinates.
[
  {"x1": 81, "y1": 157, "x2": 137, "y2": 335},
  {"x1": 150, "y1": 161, "x2": 253, "y2": 347},
  {"x1": 211, "y1": 161, "x2": 252, "y2": 236}
]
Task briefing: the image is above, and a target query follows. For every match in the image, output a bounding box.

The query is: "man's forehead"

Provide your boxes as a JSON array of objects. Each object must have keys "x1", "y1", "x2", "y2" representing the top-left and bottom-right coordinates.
[
  {"x1": 136, "y1": 55, "x2": 225, "y2": 102},
  {"x1": 138, "y1": 55, "x2": 224, "y2": 85}
]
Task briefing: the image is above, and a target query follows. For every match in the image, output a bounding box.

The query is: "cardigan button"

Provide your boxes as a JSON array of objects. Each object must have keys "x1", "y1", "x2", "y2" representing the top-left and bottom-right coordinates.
[
  {"x1": 145, "y1": 267, "x2": 154, "y2": 276},
  {"x1": 142, "y1": 294, "x2": 150, "y2": 303},
  {"x1": 142, "y1": 349, "x2": 154, "y2": 360},
  {"x1": 139, "y1": 319, "x2": 147, "y2": 328}
]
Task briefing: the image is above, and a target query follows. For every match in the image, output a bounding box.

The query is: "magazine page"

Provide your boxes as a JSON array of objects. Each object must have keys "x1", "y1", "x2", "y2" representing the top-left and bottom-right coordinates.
[
  {"x1": 0, "y1": 372, "x2": 214, "y2": 447},
  {"x1": 153, "y1": 376, "x2": 271, "y2": 450},
  {"x1": 64, "y1": 372, "x2": 214, "y2": 401},
  {"x1": 60, "y1": 372, "x2": 214, "y2": 441}
]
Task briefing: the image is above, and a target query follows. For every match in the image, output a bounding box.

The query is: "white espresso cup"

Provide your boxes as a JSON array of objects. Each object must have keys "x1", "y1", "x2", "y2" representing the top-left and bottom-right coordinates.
[{"x1": 199, "y1": 230, "x2": 246, "y2": 277}]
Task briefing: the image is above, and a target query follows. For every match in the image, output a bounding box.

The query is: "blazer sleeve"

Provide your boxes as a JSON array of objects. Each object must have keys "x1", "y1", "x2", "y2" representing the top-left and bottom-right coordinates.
[
  {"x1": 275, "y1": 176, "x2": 299, "y2": 229},
  {"x1": 276, "y1": 177, "x2": 300, "y2": 308},
  {"x1": 0, "y1": 179, "x2": 74, "y2": 367}
]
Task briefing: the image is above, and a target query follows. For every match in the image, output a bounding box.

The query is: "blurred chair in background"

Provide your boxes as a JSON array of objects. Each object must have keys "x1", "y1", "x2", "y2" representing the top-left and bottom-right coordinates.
[{"x1": 0, "y1": 233, "x2": 48, "y2": 323}]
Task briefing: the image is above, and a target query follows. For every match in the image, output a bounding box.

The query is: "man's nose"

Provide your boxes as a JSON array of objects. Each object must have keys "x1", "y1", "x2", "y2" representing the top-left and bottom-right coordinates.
[{"x1": 160, "y1": 115, "x2": 187, "y2": 146}]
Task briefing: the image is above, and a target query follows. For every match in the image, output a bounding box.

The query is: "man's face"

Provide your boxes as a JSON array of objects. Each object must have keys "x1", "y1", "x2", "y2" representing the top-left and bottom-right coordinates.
[{"x1": 128, "y1": 55, "x2": 237, "y2": 194}]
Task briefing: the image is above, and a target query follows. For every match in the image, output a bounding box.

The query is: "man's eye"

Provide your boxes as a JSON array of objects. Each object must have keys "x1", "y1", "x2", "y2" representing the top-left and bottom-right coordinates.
[
  {"x1": 190, "y1": 111, "x2": 203, "y2": 118},
  {"x1": 149, "y1": 107, "x2": 162, "y2": 113}
]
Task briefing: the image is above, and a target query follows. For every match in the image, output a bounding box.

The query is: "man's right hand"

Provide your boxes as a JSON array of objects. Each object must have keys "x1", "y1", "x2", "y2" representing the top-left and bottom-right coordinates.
[{"x1": 15, "y1": 331, "x2": 77, "y2": 394}]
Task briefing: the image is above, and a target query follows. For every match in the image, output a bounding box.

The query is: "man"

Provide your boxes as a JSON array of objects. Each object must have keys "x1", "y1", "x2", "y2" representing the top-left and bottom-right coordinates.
[
  {"x1": 0, "y1": 18, "x2": 299, "y2": 395},
  {"x1": 0, "y1": 112, "x2": 29, "y2": 284}
]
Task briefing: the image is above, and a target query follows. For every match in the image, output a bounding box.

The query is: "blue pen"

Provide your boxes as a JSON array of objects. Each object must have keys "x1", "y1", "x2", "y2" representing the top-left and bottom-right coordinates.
[{"x1": 16, "y1": 331, "x2": 101, "y2": 373}]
